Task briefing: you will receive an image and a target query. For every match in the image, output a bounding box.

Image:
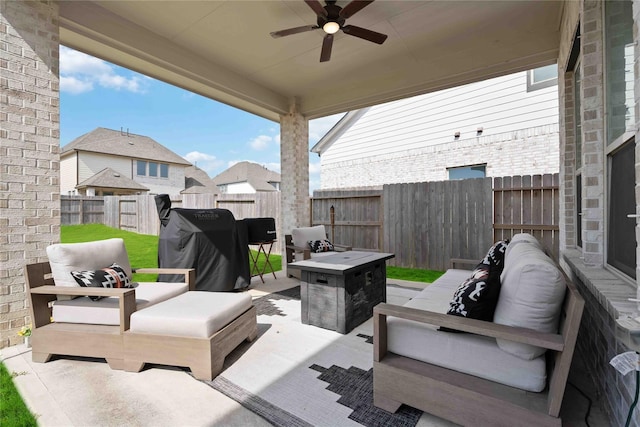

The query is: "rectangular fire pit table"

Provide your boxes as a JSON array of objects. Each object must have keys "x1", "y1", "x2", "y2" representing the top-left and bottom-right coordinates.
[{"x1": 290, "y1": 251, "x2": 395, "y2": 334}]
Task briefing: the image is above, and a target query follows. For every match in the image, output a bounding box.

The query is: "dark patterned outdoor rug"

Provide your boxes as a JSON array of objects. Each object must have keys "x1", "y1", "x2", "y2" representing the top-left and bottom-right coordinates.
[{"x1": 199, "y1": 284, "x2": 434, "y2": 427}]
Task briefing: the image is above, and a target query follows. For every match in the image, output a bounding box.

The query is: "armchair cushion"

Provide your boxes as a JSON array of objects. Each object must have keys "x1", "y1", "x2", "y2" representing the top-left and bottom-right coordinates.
[
  {"x1": 291, "y1": 225, "x2": 327, "y2": 249},
  {"x1": 71, "y1": 263, "x2": 133, "y2": 301},
  {"x1": 308, "y1": 239, "x2": 334, "y2": 253},
  {"x1": 47, "y1": 238, "x2": 132, "y2": 301}
]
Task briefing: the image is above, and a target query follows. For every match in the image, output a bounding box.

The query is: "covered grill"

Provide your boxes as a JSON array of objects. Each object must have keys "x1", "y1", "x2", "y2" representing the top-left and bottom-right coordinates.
[{"x1": 155, "y1": 194, "x2": 250, "y2": 291}]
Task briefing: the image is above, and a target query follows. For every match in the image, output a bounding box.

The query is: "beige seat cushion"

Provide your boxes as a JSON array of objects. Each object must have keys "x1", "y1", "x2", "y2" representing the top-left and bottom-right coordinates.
[
  {"x1": 129, "y1": 291, "x2": 252, "y2": 338},
  {"x1": 388, "y1": 269, "x2": 547, "y2": 392},
  {"x1": 52, "y1": 282, "x2": 188, "y2": 325},
  {"x1": 46, "y1": 238, "x2": 132, "y2": 301}
]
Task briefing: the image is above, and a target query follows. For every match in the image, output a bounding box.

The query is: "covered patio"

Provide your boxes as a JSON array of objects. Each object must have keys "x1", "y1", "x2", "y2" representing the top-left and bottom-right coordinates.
[{"x1": 2, "y1": 0, "x2": 639, "y2": 424}]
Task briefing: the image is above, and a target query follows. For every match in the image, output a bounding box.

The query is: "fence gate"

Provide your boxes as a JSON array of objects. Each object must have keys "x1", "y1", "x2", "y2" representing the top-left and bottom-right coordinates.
[{"x1": 311, "y1": 189, "x2": 384, "y2": 252}]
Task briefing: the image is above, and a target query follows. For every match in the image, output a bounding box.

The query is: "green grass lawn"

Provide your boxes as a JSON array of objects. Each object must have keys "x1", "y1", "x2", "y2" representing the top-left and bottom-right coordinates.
[
  {"x1": 61, "y1": 224, "x2": 282, "y2": 282},
  {"x1": 0, "y1": 362, "x2": 38, "y2": 427},
  {"x1": 386, "y1": 265, "x2": 443, "y2": 283}
]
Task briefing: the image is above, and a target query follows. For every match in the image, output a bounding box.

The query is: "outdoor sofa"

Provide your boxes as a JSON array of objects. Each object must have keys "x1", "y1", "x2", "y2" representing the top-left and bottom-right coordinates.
[
  {"x1": 373, "y1": 233, "x2": 584, "y2": 426},
  {"x1": 25, "y1": 238, "x2": 257, "y2": 380}
]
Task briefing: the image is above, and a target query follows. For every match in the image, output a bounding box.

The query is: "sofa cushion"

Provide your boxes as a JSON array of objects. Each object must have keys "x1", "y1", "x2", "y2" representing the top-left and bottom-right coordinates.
[
  {"x1": 51, "y1": 282, "x2": 188, "y2": 326},
  {"x1": 388, "y1": 274, "x2": 547, "y2": 392},
  {"x1": 308, "y1": 239, "x2": 334, "y2": 253},
  {"x1": 47, "y1": 238, "x2": 132, "y2": 301},
  {"x1": 71, "y1": 263, "x2": 133, "y2": 301},
  {"x1": 494, "y1": 235, "x2": 566, "y2": 360}
]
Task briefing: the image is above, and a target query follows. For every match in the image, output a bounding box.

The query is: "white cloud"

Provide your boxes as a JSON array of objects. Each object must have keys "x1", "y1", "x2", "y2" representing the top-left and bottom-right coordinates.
[
  {"x1": 183, "y1": 151, "x2": 224, "y2": 175},
  {"x1": 309, "y1": 113, "x2": 345, "y2": 143},
  {"x1": 60, "y1": 46, "x2": 148, "y2": 94},
  {"x1": 308, "y1": 160, "x2": 322, "y2": 174},
  {"x1": 249, "y1": 135, "x2": 274, "y2": 150},
  {"x1": 60, "y1": 76, "x2": 93, "y2": 94}
]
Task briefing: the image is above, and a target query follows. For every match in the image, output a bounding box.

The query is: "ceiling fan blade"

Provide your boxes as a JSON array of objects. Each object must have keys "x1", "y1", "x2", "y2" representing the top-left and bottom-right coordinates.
[
  {"x1": 304, "y1": 0, "x2": 327, "y2": 17},
  {"x1": 320, "y1": 34, "x2": 334, "y2": 62},
  {"x1": 342, "y1": 25, "x2": 388, "y2": 44},
  {"x1": 270, "y1": 25, "x2": 319, "y2": 38},
  {"x1": 339, "y1": 0, "x2": 374, "y2": 19}
]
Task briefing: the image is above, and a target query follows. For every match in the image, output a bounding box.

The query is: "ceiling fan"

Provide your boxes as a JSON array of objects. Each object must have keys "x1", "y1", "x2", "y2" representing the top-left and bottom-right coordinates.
[{"x1": 270, "y1": 0, "x2": 388, "y2": 63}]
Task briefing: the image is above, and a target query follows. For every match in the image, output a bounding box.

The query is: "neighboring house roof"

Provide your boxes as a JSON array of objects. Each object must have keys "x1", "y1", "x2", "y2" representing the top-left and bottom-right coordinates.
[
  {"x1": 61, "y1": 127, "x2": 191, "y2": 165},
  {"x1": 211, "y1": 161, "x2": 280, "y2": 192},
  {"x1": 182, "y1": 165, "x2": 220, "y2": 194},
  {"x1": 76, "y1": 167, "x2": 149, "y2": 191}
]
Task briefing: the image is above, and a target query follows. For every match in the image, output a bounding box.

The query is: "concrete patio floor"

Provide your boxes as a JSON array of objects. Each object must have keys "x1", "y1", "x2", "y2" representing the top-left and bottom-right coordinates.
[{"x1": 2, "y1": 274, "x2": 609, "y2": 426}]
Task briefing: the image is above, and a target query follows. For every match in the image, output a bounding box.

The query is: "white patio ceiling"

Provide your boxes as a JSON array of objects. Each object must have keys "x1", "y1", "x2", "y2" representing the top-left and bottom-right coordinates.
[{"x1": 58, "y1": 0, "x2": 563, "y2": 122}]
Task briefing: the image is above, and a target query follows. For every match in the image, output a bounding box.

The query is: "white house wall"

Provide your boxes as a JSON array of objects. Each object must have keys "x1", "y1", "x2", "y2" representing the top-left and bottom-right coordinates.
[
  {"x1": 78, "y1": 152, "x2": 132, "y2": 181},
  {"x1": 60, "y1": 153, "x2": 77, "y2": 195},
  {"x1": 318, "y1": 71, "x2": 559, "y2": 187},
  {"x1": 77, "y1": 151, "x2": 185, "y2": 195}
]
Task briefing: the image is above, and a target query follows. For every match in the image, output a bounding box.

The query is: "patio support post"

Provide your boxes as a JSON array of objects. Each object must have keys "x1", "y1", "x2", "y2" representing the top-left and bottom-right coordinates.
[
  {"x1": 279, "y1": 98, "x2": 310, "y2": 266},
  {"x1": 0, "y1": 0, "x2": 61, "y2": 348}
]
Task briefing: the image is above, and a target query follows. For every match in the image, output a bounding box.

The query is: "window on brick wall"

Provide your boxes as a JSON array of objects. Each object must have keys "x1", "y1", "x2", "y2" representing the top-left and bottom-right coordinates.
[
  {"x1": 605, "y1": 0, "x2": 636, "y2": 279},
  {"x1": 447, "y1": 164, "x2": 486, "y2": 180}
]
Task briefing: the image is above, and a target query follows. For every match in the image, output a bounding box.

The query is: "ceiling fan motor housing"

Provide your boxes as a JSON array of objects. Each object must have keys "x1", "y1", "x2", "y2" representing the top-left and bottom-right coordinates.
[{"x1": 318, "y1": 2, "x2": 345, "y2": 30}]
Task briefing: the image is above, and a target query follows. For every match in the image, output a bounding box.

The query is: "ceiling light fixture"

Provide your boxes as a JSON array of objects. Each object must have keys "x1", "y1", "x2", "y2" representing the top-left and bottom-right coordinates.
[{"x1": 323, "y1": 21, "x2": 340, "y2": 34}]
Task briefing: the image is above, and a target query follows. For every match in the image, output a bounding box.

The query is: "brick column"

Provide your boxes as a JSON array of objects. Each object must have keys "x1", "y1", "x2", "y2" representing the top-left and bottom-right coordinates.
[
  {"x1": 280, "y1": 99, "x2": 310, "y2": 250},
  {"x1": 0, "y1": 1, "x2": 60, "y2": 348},
  {"x1": 580, "y1": 0, "x2": 605, "y2": 267}
]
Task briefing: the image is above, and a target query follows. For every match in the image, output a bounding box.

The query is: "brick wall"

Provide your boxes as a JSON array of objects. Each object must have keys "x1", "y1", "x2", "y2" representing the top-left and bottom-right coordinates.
[
  {"x1": 559, "y1": 0, "x2": 640, "y2": 424},
  {"x1": 320, "y1": 125, "x2": 559, "y2": 189},
  {"x1": 0, "y1": 1, "x2": 60, "y2": 348}
]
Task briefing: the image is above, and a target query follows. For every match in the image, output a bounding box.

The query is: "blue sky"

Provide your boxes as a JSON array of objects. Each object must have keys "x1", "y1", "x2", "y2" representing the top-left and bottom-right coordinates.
[{"x1": 59, "y1": 46, "x2": 344, "y2": 193}]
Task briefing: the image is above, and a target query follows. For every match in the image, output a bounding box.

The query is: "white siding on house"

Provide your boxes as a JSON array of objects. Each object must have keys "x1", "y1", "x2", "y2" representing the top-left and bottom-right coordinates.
[
  {"x1": 78, "y1": 152, "x2": 133, "y2": 181},
  {"x1": 318, "y1": 70, "x2": 559, "y2": 188},
  {"x1": 60, "y1": 154, "x2": 77, "y2": 195}
]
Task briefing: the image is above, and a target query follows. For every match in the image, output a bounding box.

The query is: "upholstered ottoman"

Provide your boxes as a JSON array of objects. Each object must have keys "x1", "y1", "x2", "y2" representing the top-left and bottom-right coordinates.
[{"x1": 123, "y1": 291, "x2": 257, "y2": 380}]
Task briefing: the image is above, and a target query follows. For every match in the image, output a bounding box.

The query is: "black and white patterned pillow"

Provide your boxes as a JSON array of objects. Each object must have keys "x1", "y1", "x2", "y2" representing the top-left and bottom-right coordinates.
[
  {"x1": 479, "y1": 239, "x2": 509, "y2": 271},
  {"x1": 71, "y1": 263, "x2": 132, "y2": 301},
  {"x1": 445, "y1": 265, "x2": 501, "y2": 322},
  {"x1": 308, "y1": 239, "x2": 335, "y2": 253}
]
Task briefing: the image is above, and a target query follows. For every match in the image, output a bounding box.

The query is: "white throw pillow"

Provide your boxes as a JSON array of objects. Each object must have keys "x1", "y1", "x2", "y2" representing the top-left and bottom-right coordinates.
[
  {"x1": 47, "y1": 238, "x2": 132, "y2": 300},
  {"x1": 504, "y1": 232, "x2": 542, "y2": 260},
  {"x1": 494, "y1": 238, "x2": 566, "y2": 360}
]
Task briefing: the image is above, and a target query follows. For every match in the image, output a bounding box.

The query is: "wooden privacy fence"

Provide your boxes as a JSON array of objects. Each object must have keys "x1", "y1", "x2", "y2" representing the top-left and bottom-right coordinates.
[
  {"x1": 382, "y1": 179, "x2": 493, "y2": 271},
  {"x1": 493, "y1": 174, "x2": 560, "y2": 260},
  {"x1": 61, "y1": 196, "x2": 105, "y2": 225},
  {"x1": 311, "y1": 189, "x2": 384, "y2": 251},
  {"x1": 310, "y1": 174, "x2": 559, "y2": 271}
]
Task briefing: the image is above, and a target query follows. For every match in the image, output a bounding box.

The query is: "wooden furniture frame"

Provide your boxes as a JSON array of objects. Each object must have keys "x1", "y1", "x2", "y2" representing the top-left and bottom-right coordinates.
[
  {"x1": 373, "y1": 275, "x2": 584, "y2": 427},
  {"x1": 124, "y1": 305, "x2": 257, "y2": 380},
  {"x1": 25, "y1": 262, "x2": 195, "y2": 370}
]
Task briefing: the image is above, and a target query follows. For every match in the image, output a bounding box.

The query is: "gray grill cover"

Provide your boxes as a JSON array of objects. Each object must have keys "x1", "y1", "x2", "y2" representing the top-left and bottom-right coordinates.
[{"x1": 155, "y1": 195, "x2": 250, "y2": 291}]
